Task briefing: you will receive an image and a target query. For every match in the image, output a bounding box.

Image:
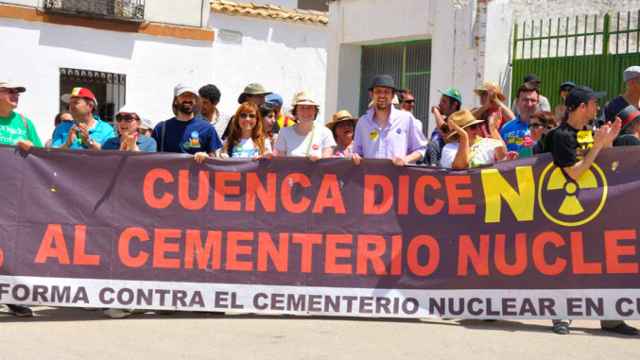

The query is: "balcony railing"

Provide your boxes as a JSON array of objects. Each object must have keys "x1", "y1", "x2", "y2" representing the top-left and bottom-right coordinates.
[{"x1": 43, "y1": 0, "x2": 145, "y2": 22}]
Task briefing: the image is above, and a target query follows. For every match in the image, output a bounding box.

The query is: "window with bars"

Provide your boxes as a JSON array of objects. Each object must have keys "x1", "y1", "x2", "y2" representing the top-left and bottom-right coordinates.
[
  {"x1": 44, "y1": 0, "x2": 145, "y2": 21},
  {"x1": 359, "y1": 40, "x2": 432, "y2": 133},
  {"x1": 59, "y1": 68, "x2": 126, "y2": 124}
]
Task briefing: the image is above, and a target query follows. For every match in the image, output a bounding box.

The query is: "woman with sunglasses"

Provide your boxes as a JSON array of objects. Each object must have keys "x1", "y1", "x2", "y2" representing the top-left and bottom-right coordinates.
[
  {"x1": 195, "y1": 102, "x2": 270, "y2": 162},
  {"x1": 102, "y1": 105, "x2": 157, "y2": 152},
  {"x1": 440, "y1": 110, "x2": 508, "y2": 169},
  {"x1": 529, "y1": 111, "x2": 558, "y2": 154}
]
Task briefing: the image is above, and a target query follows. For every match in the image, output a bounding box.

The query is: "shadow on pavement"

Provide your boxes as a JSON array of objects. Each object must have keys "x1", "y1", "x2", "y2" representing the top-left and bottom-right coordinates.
[
  {"x1": 1, "y1": 307, "x2": 638, "y2": 339},
  {"x1": 458, "y1": 319, "x2": 639, "y2": 339}
]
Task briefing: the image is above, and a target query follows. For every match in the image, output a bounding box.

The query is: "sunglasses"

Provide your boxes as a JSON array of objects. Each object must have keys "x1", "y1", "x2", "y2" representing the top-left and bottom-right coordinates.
[
  {"x1": 116, "y1": 114, "x2": 137, "y2": 123},
  {"x1": 403, "y1": 100, "x2": 415, "y2": 104},
  {"x1": 239, "y1": 113, "x2": 257, "y2": 119},
  {"x1": 467, "y1": 123, "x2": 483, "y2": 130},
  {"x1": 0, "y1": 88, "x2": 21, "y2": 95}
]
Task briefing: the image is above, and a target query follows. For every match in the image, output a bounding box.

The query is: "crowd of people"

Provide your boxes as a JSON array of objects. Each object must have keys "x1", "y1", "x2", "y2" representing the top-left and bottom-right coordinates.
[{"x1": 1, "y1": 66, "x2": 640, "y2": 335}]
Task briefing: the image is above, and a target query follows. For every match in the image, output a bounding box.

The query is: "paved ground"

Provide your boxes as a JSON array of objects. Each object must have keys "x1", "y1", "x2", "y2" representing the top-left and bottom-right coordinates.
[{"x1": 0, "y1": 307, "x2": 639, "y2": 359}]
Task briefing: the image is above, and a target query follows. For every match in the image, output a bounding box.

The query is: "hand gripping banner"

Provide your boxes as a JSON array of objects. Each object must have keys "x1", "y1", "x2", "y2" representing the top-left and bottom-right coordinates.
[{"x1": 1, "y1": 145, "x2": 640, "y2": 319}]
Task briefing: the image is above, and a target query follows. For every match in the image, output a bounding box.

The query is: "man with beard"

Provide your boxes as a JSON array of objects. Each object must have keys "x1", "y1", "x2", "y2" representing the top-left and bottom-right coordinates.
[
  {"x1": 352, "y1": 75, "x2": 427, "y2": 166},
  {"x1": 153, "y1": 84, "x2": 222, "y2": 155}
]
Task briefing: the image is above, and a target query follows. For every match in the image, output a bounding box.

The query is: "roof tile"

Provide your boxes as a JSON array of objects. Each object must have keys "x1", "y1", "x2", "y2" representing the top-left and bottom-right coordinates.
[{"x1": 211, "y1": 0, "x2": 328, "y2": 25}]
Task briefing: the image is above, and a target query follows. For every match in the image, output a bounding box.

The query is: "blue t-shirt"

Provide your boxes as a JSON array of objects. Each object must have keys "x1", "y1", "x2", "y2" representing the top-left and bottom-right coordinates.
[
  {"x1": 500, "y1": 117, "x2": 533, "y2": 157},
  {"x1": 52, "y1": 120, "x2": 116, "y2": 149},
  {"x1": 102, "y1": 135, "x2": 157, "y2": 152},
  {"x1": 152, "y1": 116, "x2": 222, "y2": 154}
]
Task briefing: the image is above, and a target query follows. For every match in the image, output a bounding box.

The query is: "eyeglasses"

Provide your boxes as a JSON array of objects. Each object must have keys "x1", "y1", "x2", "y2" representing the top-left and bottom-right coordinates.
[
  {"x1": 239, "y1": 113, "x2": 257, "y2": 119},
  {"x1": 116, "y1": 114, "x2": 137, "y2": 123},
  {"x1": 529, "y1": 122, "x2": 554, "y2": 130}
]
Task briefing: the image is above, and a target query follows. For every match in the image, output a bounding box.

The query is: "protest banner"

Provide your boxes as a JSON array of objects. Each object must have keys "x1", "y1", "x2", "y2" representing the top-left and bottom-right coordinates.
[{"x1": 1, "y1": 145, "x2": 639, "y2": 319}]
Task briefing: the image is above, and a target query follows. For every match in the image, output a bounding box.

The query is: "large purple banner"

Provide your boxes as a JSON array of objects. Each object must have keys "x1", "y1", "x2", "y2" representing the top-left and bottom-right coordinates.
[{"x1": 1, "y1": 145, "x2": 639, "y2": 319}]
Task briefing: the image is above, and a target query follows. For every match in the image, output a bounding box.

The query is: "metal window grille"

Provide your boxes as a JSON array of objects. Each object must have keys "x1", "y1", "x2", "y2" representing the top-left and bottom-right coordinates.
[
  {"x1": 359, "y1": 40, "x2": 432, "y2": 134},
  {"x1": 60, "y1": 68, "x2": 126, "y2": 124},
  {"x1": 44, "y1": 0, "x2": 145, "y2": 21}
]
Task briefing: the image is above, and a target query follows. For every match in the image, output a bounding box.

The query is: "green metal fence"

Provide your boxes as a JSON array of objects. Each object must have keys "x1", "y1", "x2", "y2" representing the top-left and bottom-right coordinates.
[{"x1": 512, "y1": 11, "x2": 640, "y2": 108}]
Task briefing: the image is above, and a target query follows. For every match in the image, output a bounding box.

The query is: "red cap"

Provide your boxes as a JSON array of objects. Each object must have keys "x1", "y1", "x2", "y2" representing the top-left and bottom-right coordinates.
[{"x1": 70, "y1": 87, "x2": 97, "y2": 104}]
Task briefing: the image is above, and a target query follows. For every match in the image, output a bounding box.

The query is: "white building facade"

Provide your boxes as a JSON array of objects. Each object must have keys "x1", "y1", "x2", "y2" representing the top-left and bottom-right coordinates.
[
  {"x1": 0, "y1": 0, "x2": 329, "y2": 142},
  {"x1": 325, "y1": 0, "x2": 513, "y2": 134},
  {"x1": 325, "y1": 0, "x2": 640, "y2": 134},
  {"x1": 209, "y1": 0, "x2": 329, "y2": 120}
]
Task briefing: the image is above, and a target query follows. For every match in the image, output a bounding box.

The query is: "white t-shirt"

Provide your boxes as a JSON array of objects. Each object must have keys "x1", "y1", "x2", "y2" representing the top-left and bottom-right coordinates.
[
  {"x1": 440, "y1": 138, "x2": 503, "y2": 168},
  {"x1": 275, "y1": 125, "x2": 336, "y2": 157},
  {"x1": 226, "y1": 137, "x2": 271, "y2": 158},
  {"x1": 440, "y1": 142, "x2": 459, "y2": 169}
]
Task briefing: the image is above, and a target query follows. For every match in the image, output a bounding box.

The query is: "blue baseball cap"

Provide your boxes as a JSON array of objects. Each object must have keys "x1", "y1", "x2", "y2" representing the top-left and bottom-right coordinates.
[{"x1": 266, "y1": 93, "x2": 283, "y2": 108}]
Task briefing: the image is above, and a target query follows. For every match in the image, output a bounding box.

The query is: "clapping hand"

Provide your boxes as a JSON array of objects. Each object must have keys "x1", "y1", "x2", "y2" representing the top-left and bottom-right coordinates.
[{"x1": 594, "y1": 117, "x2": 622, "y2": 149}]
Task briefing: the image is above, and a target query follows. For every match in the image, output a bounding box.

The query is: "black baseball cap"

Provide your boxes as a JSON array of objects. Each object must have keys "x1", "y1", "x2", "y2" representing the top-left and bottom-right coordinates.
[
  {"x1": 565, "y1": 86, "x2": 606, "y2": 111},
  {"x1": 524, "y1": 74, "x2": 541, "y2": 84},
  {"x1": 559, "y1": 81, "x2": 577, "y2": 91}
]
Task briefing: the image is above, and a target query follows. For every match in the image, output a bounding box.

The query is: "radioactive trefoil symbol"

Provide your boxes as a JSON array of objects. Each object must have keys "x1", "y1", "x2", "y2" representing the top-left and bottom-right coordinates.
[{"x1": 537, "y1": 163, "x2": 608, "y2": 227}]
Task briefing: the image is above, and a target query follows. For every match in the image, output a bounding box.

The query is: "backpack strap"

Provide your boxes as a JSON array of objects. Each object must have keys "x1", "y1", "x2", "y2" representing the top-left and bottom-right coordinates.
[{"x1": 160, "y1": 121, "x2": 167, "y2": 152}]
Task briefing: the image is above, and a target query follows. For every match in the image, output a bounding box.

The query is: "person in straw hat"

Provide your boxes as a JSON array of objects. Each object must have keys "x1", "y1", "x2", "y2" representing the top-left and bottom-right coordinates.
[
  {"x1": 327, "y1": 110, "x2": 357, "y2": 157},
  {"x1": 440, "y1": 109, "x2": 508, "y2": 169},
  {"x1": 472, "y1": 81, "x2": 515, "y2": 130},
  {"x1": 274, "y1": 91, "x2": 335, "y2": 160}
]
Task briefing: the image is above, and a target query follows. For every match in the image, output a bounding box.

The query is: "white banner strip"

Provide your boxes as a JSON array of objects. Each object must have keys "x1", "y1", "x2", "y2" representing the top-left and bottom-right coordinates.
[{"x1": 1, "y1": 276, "x2": 639, "y2": 319}]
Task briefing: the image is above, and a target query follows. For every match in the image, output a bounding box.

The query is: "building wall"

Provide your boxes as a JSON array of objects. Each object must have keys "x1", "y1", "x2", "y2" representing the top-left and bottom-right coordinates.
[
  {"x1": 0, "y1": 16, "x2": 214, "y2": 141},
  {"x1": 326, "y1": 0, "x2": 479, "y2": 132},
  {"x1": 209, "y1": 13, "x2": 328, "y2": 121},
  {"x1": 2, "y1": 0, "x2": 210, "y2": 28},
  {"x1": 145, "y1": 0, "x2": 210, "y2": 27}
]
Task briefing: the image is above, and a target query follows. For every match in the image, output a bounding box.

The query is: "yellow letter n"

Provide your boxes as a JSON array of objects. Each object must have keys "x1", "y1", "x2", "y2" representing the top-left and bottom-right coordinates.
[{"x1": 481, "y1": 167, "x2": 535, "y2": 223}]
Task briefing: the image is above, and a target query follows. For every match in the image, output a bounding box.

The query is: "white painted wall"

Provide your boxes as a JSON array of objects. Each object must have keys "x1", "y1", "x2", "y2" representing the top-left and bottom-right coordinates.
[
  {"x1": 339, "y1": 0, "x2": 431, "y2": 45},
  {"x1": 209, "y1": 13, "x2": 328, "y2": 121},
  {"x1": 2, "y1": 0, "x2": 39, "y2": 7},
  {"x1": 1, "y1": 0, "x2": 210, "y2": 28},
  {"x1": 145, "y1": 0, "x2": 210, "y2": 27},
  {"x1": 0, "y1": 16, "x2": 214, "y2": 142}
]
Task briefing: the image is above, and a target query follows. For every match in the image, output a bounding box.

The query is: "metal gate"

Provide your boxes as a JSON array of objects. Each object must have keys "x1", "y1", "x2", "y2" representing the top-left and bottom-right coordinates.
[
  {"x1": 512, "y1": 11, "x2": 640, "y2": 107},
  {"x1": 360, "y1": 40, "x2": 431, "y2": 133}
]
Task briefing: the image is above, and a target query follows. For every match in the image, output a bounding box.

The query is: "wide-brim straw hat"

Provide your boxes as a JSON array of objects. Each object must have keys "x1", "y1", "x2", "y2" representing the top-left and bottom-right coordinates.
[
  {"x1": 292, "y1": 91, "x2": 319, "y2": 108},
  {"x1": 474, "y1": 81, "x2": 507, "y2": 101},
  {"x1": 446, "y1": 109, "x2": 486, "y2": 139},
  {"x1": 327, "y1": 110, "x2": 358, "y2": 131}
]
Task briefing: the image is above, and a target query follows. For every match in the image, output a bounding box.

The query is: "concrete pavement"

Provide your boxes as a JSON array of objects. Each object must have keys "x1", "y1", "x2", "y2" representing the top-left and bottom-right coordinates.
[{"x1": 1, "y1": 307, "x2": 639, "y2": 359}]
